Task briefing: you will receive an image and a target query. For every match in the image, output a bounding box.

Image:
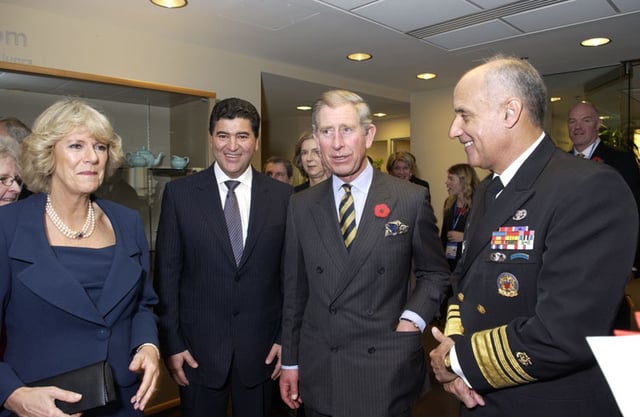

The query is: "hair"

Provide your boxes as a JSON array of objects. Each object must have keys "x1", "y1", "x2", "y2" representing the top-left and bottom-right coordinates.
[
  {"x1": 264, "y1": 155, "x2": 293, "y2": 178},
  {"x1": 443, "y1": 163, "x2": 480, "y2": 211},
  {"x1": 386, "y1": 151, "x2": 416, "y2": 174},
  {"x1": 293, "y1": 132, "x2": 314, "y2": 178},
  {"x1": 311, "y1": 90, "x2": 372, "y2": 133},
  {"x1": 0, "y1": 117, "x2": 31, "y2": 143},
  {"x1": 0, "y1": 135, "x2": 20, "y2": 164},
  {"x1": 208, "y1": 98, "x2": 260, "y2": 137},
  {"x1": 482, "y1": 55, "x2": 547, "y2": 128},
  {"x1": 20, "y1": 99, "x2": 124, "y2": 193}
]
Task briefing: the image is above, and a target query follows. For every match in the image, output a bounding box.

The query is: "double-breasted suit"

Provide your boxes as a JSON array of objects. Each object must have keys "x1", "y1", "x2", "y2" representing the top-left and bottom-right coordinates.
[
  {"x1": 446, "y1": 137, "x2": 637, "y2": 416},
  {"x1": 0, "y1": 194, "x2": 158, "y2": 414},
  {"x1": 154, "y1": 166, "x2": 292, "y2": 389},
  {"x1": 281, "y1": 169, "x2": 450, "y2": 417}
]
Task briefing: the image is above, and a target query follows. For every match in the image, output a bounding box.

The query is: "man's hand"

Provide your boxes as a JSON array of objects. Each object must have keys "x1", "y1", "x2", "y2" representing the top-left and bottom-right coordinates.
[
  {"x1": 265, "y1": 343, "x2": 282, "y2": 380},
  {"x1": 443, "y1": 377, "x2": 485, "y2": 409},
  {"x1": 279, "y1": 369, "x2": 302, "y2": 409},
  {"x1": 429, "y1": 327, "x2": 458, "y2": 383},
  {"x1": 165, "y1": 350, "x2": 198, "y2": 387}
]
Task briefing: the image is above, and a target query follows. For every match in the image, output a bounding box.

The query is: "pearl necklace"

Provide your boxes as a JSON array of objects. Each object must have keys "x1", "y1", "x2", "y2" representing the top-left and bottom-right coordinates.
[{"x1": 45, "y1": 194, "x2": 95, "y2": 239}]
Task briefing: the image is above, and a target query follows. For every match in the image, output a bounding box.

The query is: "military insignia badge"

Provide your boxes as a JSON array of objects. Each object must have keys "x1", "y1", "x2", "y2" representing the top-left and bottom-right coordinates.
[
  {"x1": 497, "y1": 272, "x2": 519, "y2": 297},
  {"x1": 512, "y1": 209, "x2": 527, "y2": 221},
  {"x1": 516, "y1": 351, "x2": 533, "y2": 366},
  {"x1": 490, "y1": 252, "x2": 506, "y2": 262},
  {"x1": 384, "y1": 220, "x2": 409, "y2": 237}
]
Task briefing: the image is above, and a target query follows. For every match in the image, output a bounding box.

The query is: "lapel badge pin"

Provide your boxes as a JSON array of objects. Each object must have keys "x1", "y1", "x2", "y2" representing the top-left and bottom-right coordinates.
[
  {"x1": 512, "y1": 209, "x2": 527, "y2": 221},
  {"x1": 497, "y1": 272, "x2": 519, "y2": 297},
  {"x1": 490, "y1": 252, "x2": 506, "y2": 262}
]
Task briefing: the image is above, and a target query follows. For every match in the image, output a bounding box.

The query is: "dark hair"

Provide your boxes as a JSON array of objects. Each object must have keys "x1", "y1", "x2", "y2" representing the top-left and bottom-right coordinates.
[
  {"x1": 264, "y1": 156, "x2": 293, "y2": 178},
  {"x1": 208, "y1": 98, "x2": 260, "y2": 137},
  {"x1": 0, "y1": 117, "x2": 31, "y2": 143}
]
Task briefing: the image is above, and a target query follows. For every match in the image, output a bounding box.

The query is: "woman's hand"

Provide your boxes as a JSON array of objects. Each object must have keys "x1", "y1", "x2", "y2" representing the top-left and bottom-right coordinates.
[
  {"x1": 446, "y1": 230, "x2": 464, "y2": 243},
  {"x1": 4, "y1": 386, "x2": 82, "y2": 417},
  {"x1": 128, "y1": 344, "x2": 160, "y2": 411}
]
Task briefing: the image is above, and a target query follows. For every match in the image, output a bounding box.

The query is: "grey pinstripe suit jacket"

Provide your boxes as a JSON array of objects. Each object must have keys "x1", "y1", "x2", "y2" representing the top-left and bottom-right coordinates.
[{"x1": 281, "y1": 169, "x2": 450, "y2": 417}]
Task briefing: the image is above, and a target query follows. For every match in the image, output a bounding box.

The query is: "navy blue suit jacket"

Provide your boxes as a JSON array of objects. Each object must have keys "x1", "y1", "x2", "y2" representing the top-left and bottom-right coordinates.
[
  {"x1": 0, "y1": 194, "x2": 158, "y2": 408},
  {"x1": 154, "y1": 166, "x2": 292, "y2": 388}
]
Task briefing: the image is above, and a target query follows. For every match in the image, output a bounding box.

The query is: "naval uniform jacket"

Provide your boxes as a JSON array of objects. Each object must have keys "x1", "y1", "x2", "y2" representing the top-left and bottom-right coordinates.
[
  {"x1": 446, "y1": 137, "x2": 637, "y2": 416},
  {"x1": 281, "y1": 169, "x2": 450, "y2": 417}
]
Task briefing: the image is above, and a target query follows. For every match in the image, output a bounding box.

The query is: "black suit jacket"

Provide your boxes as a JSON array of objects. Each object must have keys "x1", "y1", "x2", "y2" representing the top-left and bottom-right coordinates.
[
  {"x1": 448, "y1": 137, "x2": 636, "y2": 416},
  {"x1": 154, "y1": 166, "x2": 292, "y2": 388},
  {"x1": 281, "y1": 170, "x2": 450, "y2": 417}
]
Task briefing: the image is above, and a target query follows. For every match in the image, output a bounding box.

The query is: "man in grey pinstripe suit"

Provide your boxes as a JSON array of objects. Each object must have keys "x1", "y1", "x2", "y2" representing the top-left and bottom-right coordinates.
[{"x1": 279, "y1": 90, "x2": 450, "y2": 417}]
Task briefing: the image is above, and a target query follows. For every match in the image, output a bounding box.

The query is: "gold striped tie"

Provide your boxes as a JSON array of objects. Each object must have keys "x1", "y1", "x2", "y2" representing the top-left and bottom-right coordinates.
[{"x1": 339, "y1": 184, "x2": 357, "y2": 250}]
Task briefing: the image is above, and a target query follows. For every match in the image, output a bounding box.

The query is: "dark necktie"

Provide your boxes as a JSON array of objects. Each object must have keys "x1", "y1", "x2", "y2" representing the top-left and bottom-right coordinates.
[
  {"x1": 484, "y1": 176, "x2": 504, "y2": 211},
  {"x1": 224, "y1": 180, "x2": 243, "y2": 265},
  {"x1": 339, "y1": 184, "x2": 357, "y2": 250}
]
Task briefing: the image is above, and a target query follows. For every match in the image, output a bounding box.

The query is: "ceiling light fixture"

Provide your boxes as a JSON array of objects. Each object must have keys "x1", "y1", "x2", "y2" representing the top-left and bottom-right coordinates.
[
  {"x1": 373, "y1": 112, "x2": 387, "y2": 118},
  {"x1": 150, "y1": 0, "x2": 187, "y2": 8},
  {"x1": 416, "y1": 73, "x2": 437, "y2": 80},
  {"x1": 347, "y1": 53, "x2": 372, "y2": 62},
  {"x1": 549, "y1": 97, "x2": 561, "y2": 102},
  {"x1": 296, "y1": 105, "x2": 312, "y2": 111},
  {"x1": 580, "y1": 37, "x2": 611, "y2": 47}
]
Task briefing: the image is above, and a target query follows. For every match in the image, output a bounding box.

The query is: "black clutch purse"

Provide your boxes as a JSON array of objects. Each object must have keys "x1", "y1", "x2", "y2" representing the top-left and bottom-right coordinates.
[{"x1": 28, "y1": 360, "x2": 117, "y2": 414}]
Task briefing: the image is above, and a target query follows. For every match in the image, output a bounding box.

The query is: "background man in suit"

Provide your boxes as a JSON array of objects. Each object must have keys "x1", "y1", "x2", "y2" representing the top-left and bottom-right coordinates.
[
  {"x1": 279, "y1": 90, "x2": 450, "y2": 417},
  {"x1": 429, "y1": 56, "x2": 637, "y2": 416},
  {"x1": 154, "y1": 98, "x2": 293, "y2": 417},
  {"x1": 568, "y1": 101, "x2": 640, "y2": 279}
]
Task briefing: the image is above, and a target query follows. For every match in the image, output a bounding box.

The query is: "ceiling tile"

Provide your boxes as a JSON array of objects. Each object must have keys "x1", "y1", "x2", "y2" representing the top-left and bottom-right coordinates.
[
  {"x1": 610, "y1": 0, "x2": 640, "y2": 13},
  {"x1": 503, "y1": 0, "x2": 617, "y2": 32},
  {"x1": 352, "y1": 0, "x2": 480, "y2": 32},
  {"x1": 318, "y1": 0, "x2": 372, "y2": 9},
  {"x1": 425, "y1": 19, "x2": 521, "y2": 50},
  {"x1": 470, "y1": 0, "x2": 521, "y2": 8}
]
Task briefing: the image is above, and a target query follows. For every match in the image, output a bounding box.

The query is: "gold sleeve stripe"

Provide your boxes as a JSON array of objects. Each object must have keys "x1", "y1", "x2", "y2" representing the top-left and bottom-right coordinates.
[
  {"x1": 471, "y1": 326, "x2": 537, "y2": 388},
  {"x1": 444, "y1": 304, "x2": 463, "y2": 337}
]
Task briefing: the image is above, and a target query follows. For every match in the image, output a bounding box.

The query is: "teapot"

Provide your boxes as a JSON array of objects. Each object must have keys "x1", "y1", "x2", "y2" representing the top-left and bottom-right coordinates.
[
  {"x1": 125, "y1": 146, "x2": 164, "y2": 167},
  {"x1": 171, "y1": 155, "x2": 190, "y2": 169}
]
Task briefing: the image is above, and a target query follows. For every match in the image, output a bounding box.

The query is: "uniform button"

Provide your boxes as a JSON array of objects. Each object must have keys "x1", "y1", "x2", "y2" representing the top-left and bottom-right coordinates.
[
  {"x1": 367, "y1": 347, "x2": 376, "y2": 354},
  {"x1": 458, "y1": 292, "x2": 465, "y2": 302},
  {"x1": 316, "y1": 266, "x2": 323, "y2": 273},
  {"x1": 97, "y1": 328, "x2": 110, "y2": 340},
  {"x1": 476, "y1": 304, "x2": 486, "y2": 314},
  {"x1": 366, "y1": 309, "x2": 374, "y2": 316}
]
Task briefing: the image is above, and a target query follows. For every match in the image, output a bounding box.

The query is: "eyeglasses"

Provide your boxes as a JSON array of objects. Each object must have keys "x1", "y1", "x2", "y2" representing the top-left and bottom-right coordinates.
[{"x1": 0, "y1": 175, "x2": 23, "y2": 187}]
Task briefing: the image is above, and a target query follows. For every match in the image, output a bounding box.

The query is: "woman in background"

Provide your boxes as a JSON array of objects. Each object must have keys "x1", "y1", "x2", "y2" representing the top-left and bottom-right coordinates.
[
  {"x1": 386, "y1": 151, "x2": 430, "y2": 196},
  {"x1": 0, "y1": 136, "x2": 21, "y2": 206},
  {"x1": 293, "y1": 132, "x2": 329, "y2": 192},
  {"x1": 0, "y1": 99, "x2": 159, "y2": 417},
  {"x1": 440, "y1": 163, "x2": 479, "y2": 271}
]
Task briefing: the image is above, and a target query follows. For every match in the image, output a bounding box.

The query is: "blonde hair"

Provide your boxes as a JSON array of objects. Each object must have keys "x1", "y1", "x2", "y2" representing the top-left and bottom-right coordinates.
[
  {"x1": 20, "y1": 99, "x2": 123, "y2": 193},
  {"x1": 443, "y1": 163, "x2": 479, "y2": 211}
]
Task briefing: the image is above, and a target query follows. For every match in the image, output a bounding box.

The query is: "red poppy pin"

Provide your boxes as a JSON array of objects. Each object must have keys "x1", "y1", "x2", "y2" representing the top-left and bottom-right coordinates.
[
  {"x1": 374, "y1": 203, "x2": 390, "y2": 218},
  {"x1": 592, "y1": 156, "x2": 604, "y2": 163}
]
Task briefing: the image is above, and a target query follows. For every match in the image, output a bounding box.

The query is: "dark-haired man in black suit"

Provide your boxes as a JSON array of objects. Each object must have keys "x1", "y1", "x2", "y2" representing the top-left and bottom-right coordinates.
[{"x1": 155, "y1": 98, "x2": 292, "y2": 417}]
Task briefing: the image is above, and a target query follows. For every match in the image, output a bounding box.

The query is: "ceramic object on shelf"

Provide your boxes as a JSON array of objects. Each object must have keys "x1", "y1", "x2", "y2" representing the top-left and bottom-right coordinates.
[
  {"x1": 170, "y1": 155, "x2": 190, "y2": 169},
  {"x1": 125, "y1": 146, "x2": 164, "y2": 167}
]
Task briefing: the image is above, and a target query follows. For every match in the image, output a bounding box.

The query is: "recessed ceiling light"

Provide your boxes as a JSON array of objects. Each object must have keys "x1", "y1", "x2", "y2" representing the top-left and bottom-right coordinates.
[
  {"x1": 373, "y1": 113, "x2": 387, "y2": 118},
  {"x1": 416, "y1": 73, "x2": 437, "y2": 80},
  {"x1": 549, "y1": 97, "x2": 562, "y2": 102},
  {"x1": 599, "y1": 115, "x2": 610, "y2": 120},
  {"x1": 296, "y1": 105, "x2": 312, "y2": 111},
  {"x1": 580, "y1": 37, "x2": 611, "y2": 47},
  {"x1": 150, "y1": 0, "x2": 187, "y2": 8},
  {"x1": 347, "y1": 53, "x2": 372, "y2": 62}
]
